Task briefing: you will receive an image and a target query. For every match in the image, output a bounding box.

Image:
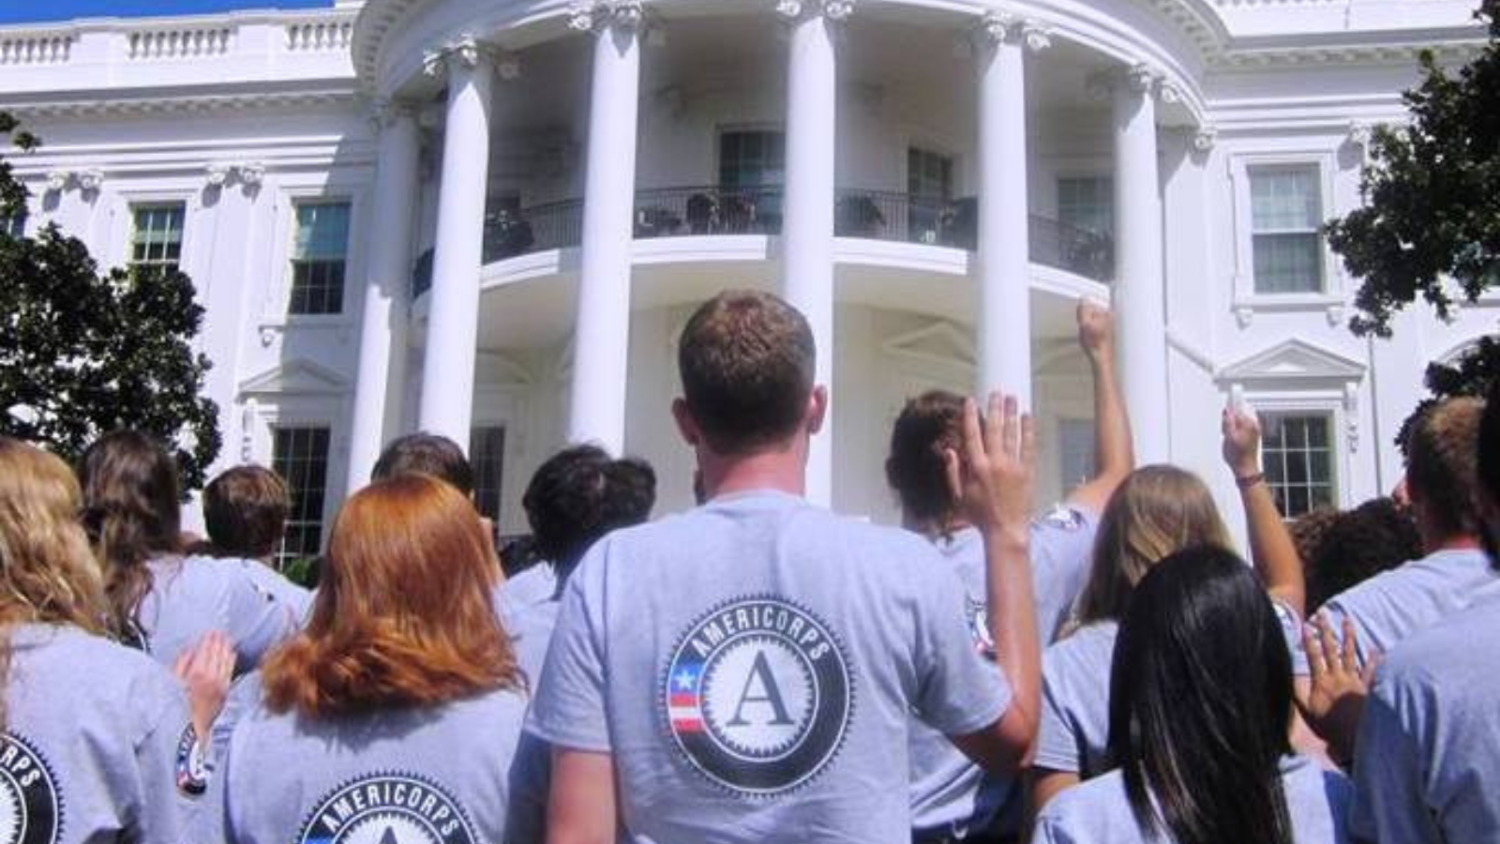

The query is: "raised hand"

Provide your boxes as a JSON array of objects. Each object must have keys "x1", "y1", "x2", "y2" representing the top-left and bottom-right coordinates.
[
  {"x1": 1301, "y1": 614, "x2": 1378, "y2": 764},
  {"x1": 946, "y1": 393, "x2": 1035, "y2": 539},
  {"x1": 1221, "y1": 404, "x2": 1263, "y2": 479},
  {"x1": 1076, "y1": 299, "x2": 1113, "y2": 362},
  {"x1": 174, "y1": 630, "x2": 236, "y2": 741}
]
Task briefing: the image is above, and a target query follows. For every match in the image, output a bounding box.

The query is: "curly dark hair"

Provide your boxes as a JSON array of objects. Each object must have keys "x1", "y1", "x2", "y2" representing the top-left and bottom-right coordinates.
[
  {"x1": 1306, "y1": 497, "x2": 1423, "y2": 611},
  {"x1": 522, "y1": 445, "x2": 656, "y2": 572}
]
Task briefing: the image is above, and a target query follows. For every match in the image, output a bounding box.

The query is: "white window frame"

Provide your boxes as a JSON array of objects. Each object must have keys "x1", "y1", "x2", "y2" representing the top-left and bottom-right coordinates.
[
  {"x1": 240, "y1": 396, "x2": 348, "y2": 557},
  {"x1": 1054, "y1": 174, "x2": 1114, "y2": 237},
  {"x1": 259, "y1": 180, "x2": 367, "y2": 331},
  {"x1": 108, "y1": 188, "x2": 200, "y2": 277},
  {"x1": 1227, "y1": 151, "x2": 1344, "y2": 326},
  {"x1": 1230, "y1": 389, "x2": 1354, "y2": 511},
  {"x1": 1256, "y1": 408, "x2": 1340, "y2": 518},
  {"x1": 286, "y1": 199, "x2": 354, "y2": 316}
]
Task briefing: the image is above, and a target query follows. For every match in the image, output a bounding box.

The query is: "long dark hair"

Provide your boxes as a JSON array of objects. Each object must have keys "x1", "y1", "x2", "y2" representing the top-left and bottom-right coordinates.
[
  {"x1": 522, "y1": 445, "x2": 656, "y2": 574},
  {"x1": 77, "y1": 431, "x2": 182, "y2": 645},
  {"x1": 1106, "y1": 546, "x2": 1294, "y2": 844}
]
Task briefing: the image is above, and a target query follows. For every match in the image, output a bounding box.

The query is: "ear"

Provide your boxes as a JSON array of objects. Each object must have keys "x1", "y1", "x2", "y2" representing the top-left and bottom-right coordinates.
[
  {"x1": 672, "y1": 398, "x2": 702, "y2": 447},
  {"x1": 805, "y1": 386, "x2": 828, "y2": 436}
]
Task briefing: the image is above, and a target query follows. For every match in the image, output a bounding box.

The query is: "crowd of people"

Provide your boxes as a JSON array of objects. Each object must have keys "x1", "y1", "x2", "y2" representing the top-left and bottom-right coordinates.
[{"x1": 0, "y1": 287, "x2": 1495, "y2": 844}]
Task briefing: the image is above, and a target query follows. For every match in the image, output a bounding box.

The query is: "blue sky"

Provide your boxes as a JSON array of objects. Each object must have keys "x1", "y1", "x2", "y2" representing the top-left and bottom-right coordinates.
[{"x1": 0, "y1": 0, "x2": 332, "y2": 26}]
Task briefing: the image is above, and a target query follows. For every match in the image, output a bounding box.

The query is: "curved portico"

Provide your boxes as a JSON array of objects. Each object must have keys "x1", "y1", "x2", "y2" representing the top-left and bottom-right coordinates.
[{"x1": 346, "y1": 0, "x2": 1209, "y2": 511}]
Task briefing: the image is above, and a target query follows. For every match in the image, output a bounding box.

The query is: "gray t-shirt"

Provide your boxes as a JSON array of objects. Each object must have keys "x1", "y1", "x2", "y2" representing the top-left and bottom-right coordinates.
[
  {"x1": 1036, "y1": 601, "x2": 1303, "y2": 777},
  {"x1": 1032, "y1": 754, "x2": 1352, "y2": 844},
  {"x1": 528, "y1": 490, "x2": 1010, "y2": 844},
  {"x1": 1302, "y1": 548, "x2": 1500, "y2": 672},
  {"x1": 233, "y1": 558, "x2": 313, "y2": 626},
  {"x1": 138, "y1": 555, "x2": 302, "y2": 674},
  {"x1": 3, "y1": 623, "x2": 202, "y2": 844},
  {"x1": 222, "y1": 676, "x2": 529, "y2": 844},
  {"x1": 908, "y1": 508, "x2": 1097, "y2": 837},
  {"x1": 1352, "y1": 593, "x2": 1500, "y2": 844},
  {"x1": 502, "y1": 563, "x2": 560, "y2": 609},
  {"x1": 1035, "y1": 621, "x2": 1119, "y2": 776},
  {"x1": 500, "y1": 587, "x2": 563, "y2": 844}
]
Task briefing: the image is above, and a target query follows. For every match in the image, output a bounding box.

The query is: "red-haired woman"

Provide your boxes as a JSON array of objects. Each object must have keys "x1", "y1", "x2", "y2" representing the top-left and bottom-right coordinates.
[{"x1": 220, "y1": 473, "x2": 528, "y2": 842}]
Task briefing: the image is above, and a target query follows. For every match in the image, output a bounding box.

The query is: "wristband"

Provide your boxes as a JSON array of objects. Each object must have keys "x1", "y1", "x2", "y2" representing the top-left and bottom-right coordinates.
[{"x1": 1235, "y1": 472, "x2": 1266, "y2": 491}]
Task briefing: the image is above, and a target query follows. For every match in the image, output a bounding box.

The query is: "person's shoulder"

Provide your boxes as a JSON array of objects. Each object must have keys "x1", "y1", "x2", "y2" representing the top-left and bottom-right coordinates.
[
  {"x1": 14, "y1": 623, "x2": 160, "y2": 677},
  {"x1": 1322, "y1": 555, "x2": 1429, "y2": 611},
  {"x1": 1377, "y1": 599, "x2": 1500, "y2": 689},
  {"x1": 1036, "y1": 769, "x2": 1131, "y2": 828}
]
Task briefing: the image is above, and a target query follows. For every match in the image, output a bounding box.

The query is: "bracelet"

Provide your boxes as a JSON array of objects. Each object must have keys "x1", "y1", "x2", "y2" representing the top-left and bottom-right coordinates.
[{"x1": 1235, "y1": 472, "x2": 1266, "y2": 491}]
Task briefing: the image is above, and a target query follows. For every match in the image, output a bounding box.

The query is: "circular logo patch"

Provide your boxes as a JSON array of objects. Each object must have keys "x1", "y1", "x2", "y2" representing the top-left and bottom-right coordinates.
[
  {"x1": 663, "y1": 597, "x2": 853, "y2": 795},
  {"x1": 0, "y1": 732, "x2": 61, "y2": 844},
  {"x1": 297, "y1": 774, "x2": 477, "y2": 844}
]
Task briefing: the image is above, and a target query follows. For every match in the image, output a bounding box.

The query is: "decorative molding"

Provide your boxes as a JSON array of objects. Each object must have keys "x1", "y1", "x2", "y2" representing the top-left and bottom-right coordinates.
[
  {"x1": 1125, "y1": 62, "x2": 1158, "y2": 94},
  {"x1": 776, "y1": 0, "x2": 855, "y2": 22},
  {"x1": 205, "y1": 162, "x2": 264, "y2": 189},
  {"x1": 972, "y1": 12, "x2": 1050, "y2": 51},
  {"x1": 423, "y1": 34, "x2": 482, "y2": 77},
  {"x1": 205, "y1": 163, "x2": 231, "y2": 187},
  {"x1": 44, "y1": 170, "x2": 69, "y2": 194},
  {"x1": 1192, "y1": 125, "x2": 1218, "y2": 153},
  {"x1": 1343, "y1": 382, "x2": 1360, "y2": 453},
  {"x1": 1021, "y1": 22, "x2": 1053, "y2": 52},
  {"x1": 1346, "y1": 120, "x2": 1374, "y2": 149},
  {"x1": 976, "y1": 11, "x2": 1015, "y2": 43},
  {"x1": 1233, "y1": 304, "x2": 1254, "y2": 328},
  {"x1": 6, "y1": 89, "x2": 359, "y2": 120},
  {"x1": 42, "y1": 168, "x2": 104, "y2": 194},
  {"x1": 880, "y1": 321, "x2": 977, "y2": 371},
  {"x1": 1215, "y1": 338, "x2": 1366, "y2": 384},
  {"x1": 238, "y1": 357, "x2": 351, "y2": 397},
  {"x1": 570, "y1": 0, "x2": 648, "y2": 33},
  {"x1": 240, "y1": 398, "x2": 259, "y2": 462},
  {"x1": 238, "y1": 162, "x2": 265, "y2": 187}
]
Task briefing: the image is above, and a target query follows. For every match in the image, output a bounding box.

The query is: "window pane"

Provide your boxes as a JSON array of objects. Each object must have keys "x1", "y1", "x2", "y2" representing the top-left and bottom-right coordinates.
[
  {"x1": 1251, "y1": 166, "x2": 1320, "y2": 231},
  {"x1": 289, "y1": 202, "x2": 350, "y2": 315},
  {"x1": 1258, "y1": 412, "x2": 1335, "y2": 519},
  {"x1": 272, "y1": 426, "x2": 330, "y2": 569},
  {"x1": 1058, "y1": 418, "x2": 1096, "y2": 492},
  {"x1": 1057, "y1": 177, "x2": 1114, "y2": 236},
  {"x1": 908, "y1": 148, "x2": 953, "y2": 201},
  {"x1": 720, "y1": 131, "x2": 785, "y2": 188},
  {"x1": 1, "y1": 212, "x2": 25, "y2": 238},
  {"x1": 130, "y1": 203, "x2": 186, "y2": 271},
  {"x1": 470, "y1": 426, "x2": 506, "y2": 523},
  {"x1": 1253, "y1": 233, "x2": 1322, "y2": 293}
]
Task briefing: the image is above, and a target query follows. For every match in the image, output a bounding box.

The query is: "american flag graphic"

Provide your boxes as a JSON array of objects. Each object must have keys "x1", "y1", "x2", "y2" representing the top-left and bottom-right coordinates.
[{"x1": 668, "y1": 662, "x2": 705, "y2": 733}]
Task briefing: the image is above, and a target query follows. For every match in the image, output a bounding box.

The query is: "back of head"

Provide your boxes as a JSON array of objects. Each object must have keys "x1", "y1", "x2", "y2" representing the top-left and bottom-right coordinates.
[
  {"x1": 262, "y1": 474, "x2": 519, "y2": 716},
  {"x1": 203, "y1": 465, "x2": 289, "y2": 560},
  {"x1": 1074, "y1": 465, "x2": 1232, "y2": 625},
  {"x1": 885, "y1": 390, "x2": 964, "y2": 532},
  {"x1": 678, "y1": 289, "x2": 815, "y2": 454},
  {"x1": 1107, "y1": 546, "x2": 1293, "y2": 844},
  {"x1": 1307, "y1": 497, "x2": 1422, "y2": 611},
  {"x1": 77, "y1": 430, "x2": 182, "y2": 640},
  {"x1": 0, "y1": 438, "x2": 106, "y2": 633},
  {"x1": 523, "y1": 445, "x2": 656, "y2": 571},
  {"x1": 1404, "y1": 396, "x2": 1485, "y2": 542},
  {"x1": 1482, "y1": 380, "x2": 1500, "y2": 566},
  {"x1": 1288, "y1": 507, "x2": 1340, "y2": 579},
  {"x1": 371, "y1": 432, "x2": 475, "y2": 496}
]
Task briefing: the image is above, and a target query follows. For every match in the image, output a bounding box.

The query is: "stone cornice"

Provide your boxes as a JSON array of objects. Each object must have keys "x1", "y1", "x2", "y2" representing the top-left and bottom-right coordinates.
[{"x1": 1, "y1": 85, "x2": 359, "y2": 119}]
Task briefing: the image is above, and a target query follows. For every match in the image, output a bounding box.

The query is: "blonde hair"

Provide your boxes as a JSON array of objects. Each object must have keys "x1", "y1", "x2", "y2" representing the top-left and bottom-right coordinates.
[
  {"x1": 0, "y1": 438, "x2": 109, "y2": 729},
  {"x1": 1073, "y1": 465, "x2": 1234, "y2": 627}
]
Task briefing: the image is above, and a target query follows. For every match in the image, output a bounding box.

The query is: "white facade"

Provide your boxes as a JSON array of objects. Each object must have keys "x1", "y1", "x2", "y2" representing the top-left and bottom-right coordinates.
[{"x1": 1, "y1": 0, "x2": 1493, "y2": 549}]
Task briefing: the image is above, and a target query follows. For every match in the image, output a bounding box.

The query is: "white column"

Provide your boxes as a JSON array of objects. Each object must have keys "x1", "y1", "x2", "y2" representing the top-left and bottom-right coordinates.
[
  {"x1": 974, "y1": 15, "x2": 1048, "y2": 409},
  {"x1": 1110, "y1": 64, "x2": 1169, "y2": 462},
  {"x1": 418, "y1": 38, "x2": 493, "y2": 446},
  {"x1": 779, "y1": 0, "x2": 848, "y2": 507},
  {"x1": 347, "y1": 102, "x2": 420, "y2": 491},
  {"x1": 566, "y1": 1, "x2": 643, "y2": 454}
]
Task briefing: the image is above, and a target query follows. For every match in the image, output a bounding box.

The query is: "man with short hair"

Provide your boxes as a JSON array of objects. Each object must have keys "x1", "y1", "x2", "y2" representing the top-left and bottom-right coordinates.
[
  {"x1": 530, "y1": 290, "x2": 1040, "y2": 844},
  {"x1": 371, "y1": 431, "x2": 476, "y2": 495},
  {"x1": 1309, "y1": 397, "x2": 1496, "y2": 664},
  {"x1": 1345, "y1": 386, "x2": 1500, "y2": 843}
]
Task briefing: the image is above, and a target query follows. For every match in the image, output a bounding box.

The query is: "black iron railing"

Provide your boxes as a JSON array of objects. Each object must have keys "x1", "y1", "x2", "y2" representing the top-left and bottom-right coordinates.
[{"x1": 413, "y1": 185, "x2": 1114, "y2": 296}]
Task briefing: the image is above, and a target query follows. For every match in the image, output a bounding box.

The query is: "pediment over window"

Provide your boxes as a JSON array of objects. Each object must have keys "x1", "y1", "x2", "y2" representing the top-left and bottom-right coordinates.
[
  {"x1": 237, "y1": 358, "x2": 350, "y2": 397},
  {"x1": 881, "y1": 321, "x2": 976, "y2": 371},
  {"x1": 1216, "y1": 339, "x2": 1365, "y2": 386},
  {"x1": 476, "y1": 352, "x2": 533, "y2": 386}
]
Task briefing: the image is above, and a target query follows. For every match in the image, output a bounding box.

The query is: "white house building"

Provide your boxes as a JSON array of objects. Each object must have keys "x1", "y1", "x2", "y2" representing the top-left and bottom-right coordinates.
[{"x1": 1, "y1": 0, "x2": 1493, "y2": 556}]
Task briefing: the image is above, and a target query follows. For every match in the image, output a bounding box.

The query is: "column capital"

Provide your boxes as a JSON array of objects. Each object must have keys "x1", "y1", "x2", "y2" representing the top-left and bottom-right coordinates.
[
  {"x1": 775, "y1": 0, "x2": 854, "y2": 24},
  {"x1": 569, "y1": 0, "x2": 647, "y2": 34},
  {"x1": 1086, "y1": 62, "x2": 1168, "y2": 101},
  {"x1": 422, "y1": 34, "x2": 488, "y2": 78},
  {"x1": 1346, "y1": 120, "x2": 1374, "y2": 149},
  {"x1": 1191, "y1": 124, "x2": 1217, "y2": 153},
  {"x1": 973, "y1": 12, "x2": 1051, "y2": 51}
]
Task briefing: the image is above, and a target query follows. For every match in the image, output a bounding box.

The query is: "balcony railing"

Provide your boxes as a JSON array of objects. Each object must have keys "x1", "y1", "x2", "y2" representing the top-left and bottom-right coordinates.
[{"x1": 414, "y1": 185, "x2": 1112, "y2": 297}]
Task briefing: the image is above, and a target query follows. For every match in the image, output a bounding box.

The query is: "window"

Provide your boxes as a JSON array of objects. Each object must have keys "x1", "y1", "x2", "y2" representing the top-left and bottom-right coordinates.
[
  {"x1": 1260, "y1": 412, "x2": 1335, "y2": 518},
  {"x1": 272, "y1": 426, "x2": 330, "y2": 567},
  {"x1": 130, "y1": 203, "x2": 186, "y2": 271},
  {"x1": 1057, "y1": 177, "x2": 1113, "y2": 237},
  {"x1": 908, "y1": 148, "x2": 954, "y2": 243},
  {"x1": 1250, "y1": 165, "x2": 1324, "y2": 294},
  {"x1": 2, "y1": 211, "x2": 25, "y2": 239},
  {"x1": 471, "y1": 425, "x2": 506, "y2": 523},
  {"x1": 289, "y1": 202, "x2": 351, "y2": 315},
  {"x1": 1057, "y1": 418, "x2": 1096, "y2": 493},
  {"x1": 719, "y1": 131, "x2": 785, "y2": 189}
]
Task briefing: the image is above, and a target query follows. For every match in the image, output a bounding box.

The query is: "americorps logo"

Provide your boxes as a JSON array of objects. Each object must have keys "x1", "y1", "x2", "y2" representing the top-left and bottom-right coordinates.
[
  {"x1": 0, "y1": 732, "x2": 61, "y2": 844},
  {"x1": 297, "y1": 773, "x2": 477, "y2": 844},
  {"x1": 663, "y1": 596, "x2": 853, "y2": 795}
]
